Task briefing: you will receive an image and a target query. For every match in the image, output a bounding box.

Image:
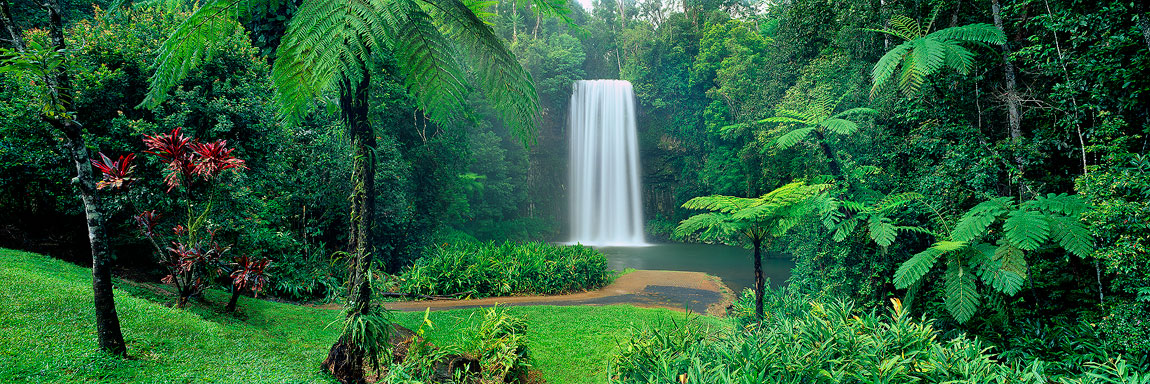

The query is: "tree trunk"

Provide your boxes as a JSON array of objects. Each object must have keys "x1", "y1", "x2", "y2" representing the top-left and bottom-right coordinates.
[
  {"x1": 753, "y1": 237, "x2": 764, "y2": 320},
  {"x1": 343, "y1": 72, "x2": 376, "y2": 311},
  {"x1": 991, "y1": 0, "x2": 1025, "y2": 171},
  {"x1": 811, "y1": 129, "x2": 843, "y2": 178},
  {"x1": 1135, "y1": 1, "x2": 1150, "y2": 52},
  {"x1": 226, "y1": 286, "x2": 241, "y2": 312},
  {"x1": 325, "y1": 73, "x2": 375, "y2": 384},
  {"x1": 39, "y1": 0, "x2": 127, "y2": 356}
]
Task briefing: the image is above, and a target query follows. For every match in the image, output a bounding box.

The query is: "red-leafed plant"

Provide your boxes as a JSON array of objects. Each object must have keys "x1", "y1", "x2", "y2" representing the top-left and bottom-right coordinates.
[
  {"x1": 131, "y1": 128, "x2": 253, "y2": 308},
  {"x1": 226, "y1": 255, "x2": 271, "y2": 312},
  {"x1": 91, "y1": 153, "x2": 136, "y2": 191}
]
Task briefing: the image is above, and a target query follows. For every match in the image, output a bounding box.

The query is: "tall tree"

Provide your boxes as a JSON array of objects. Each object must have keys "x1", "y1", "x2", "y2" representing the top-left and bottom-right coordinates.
[
  {"x1": 0, "y1": 0, "x2": 127, "y2": 356},
  {"x1": 142, "y1": 0, "x2": 550, "y2": 381},
  {"x1": 674, "y1": 182, "x2": 830, "y2": 319}
]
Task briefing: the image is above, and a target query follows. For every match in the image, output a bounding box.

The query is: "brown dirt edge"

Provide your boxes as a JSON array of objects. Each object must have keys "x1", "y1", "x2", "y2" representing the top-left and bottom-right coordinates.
[{"x1": 351, "y1": 270, "x2": 737, "y2": 316}]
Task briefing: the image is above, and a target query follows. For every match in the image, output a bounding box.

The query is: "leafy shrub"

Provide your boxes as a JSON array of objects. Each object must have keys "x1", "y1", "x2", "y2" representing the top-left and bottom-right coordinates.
[
  {"x1": 395, "y1": 241, "x2": 609, "y2": 297},
  {"x1": 611, "y1": 288, "x2": 1147, "y2": 383}
]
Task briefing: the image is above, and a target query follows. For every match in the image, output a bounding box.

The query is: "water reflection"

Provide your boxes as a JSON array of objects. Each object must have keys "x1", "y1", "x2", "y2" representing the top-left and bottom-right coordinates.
[{"x1": 596, "y1": 243, "x2": 794, "y2": 293}]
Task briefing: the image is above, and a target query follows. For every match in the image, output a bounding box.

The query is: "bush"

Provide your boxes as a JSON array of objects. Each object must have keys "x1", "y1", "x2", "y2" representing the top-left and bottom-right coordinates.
[
  {"x1": 395, "y1": 241, "x2": 609, "y2": 297},
  {"x1": 611, "y1": 288, "x2": 1148, "y2": 384}
]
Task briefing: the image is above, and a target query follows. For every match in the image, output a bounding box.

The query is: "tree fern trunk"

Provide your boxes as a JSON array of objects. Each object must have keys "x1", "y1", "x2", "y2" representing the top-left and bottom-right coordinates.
[
  {"x1": 811, "y1": 129, "x2": 843, "y2": 178},
  {"x1": 753, "y1": 237, "x2": 764, "y2": 320},
  {"x1": 343, "y1": 73, "x2": 376, "y2": 314},
  {"x1": 39, "y1": 0, "x2": 127, "y2": 356}
]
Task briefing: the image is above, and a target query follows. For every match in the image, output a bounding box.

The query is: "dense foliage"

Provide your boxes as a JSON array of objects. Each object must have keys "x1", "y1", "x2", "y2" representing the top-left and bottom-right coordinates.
[
  {"x1": 612, "y1": 288, "x2": 1147, "y2": 383},
  {"x1": 395, "y1": 241, "x2": 610, "y2": 297}
]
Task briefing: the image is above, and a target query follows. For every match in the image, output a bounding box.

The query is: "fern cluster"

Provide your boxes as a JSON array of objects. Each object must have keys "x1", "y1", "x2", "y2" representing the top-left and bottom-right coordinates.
[
  {"x1": 893, "y1": 194, "x2": 1093, "y2": 323},
  {"x1": 674, "y1": 182, "x2": 833, "y2": 244}
]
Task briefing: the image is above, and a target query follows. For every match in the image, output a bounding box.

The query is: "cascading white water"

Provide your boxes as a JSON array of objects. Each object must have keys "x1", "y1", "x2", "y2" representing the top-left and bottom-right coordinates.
[{"x1": 568, "y1": 80, "x2": 647, "y2": 247}]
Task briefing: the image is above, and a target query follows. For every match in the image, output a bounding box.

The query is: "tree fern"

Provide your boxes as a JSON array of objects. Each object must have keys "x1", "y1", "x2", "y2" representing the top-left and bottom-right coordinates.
[
  {"x1": 869, "y1": 15, "x2": 1005, "y2": 96},
  {"x1": 898, "y1": 194, "x2": 1094, "y2": 323}
]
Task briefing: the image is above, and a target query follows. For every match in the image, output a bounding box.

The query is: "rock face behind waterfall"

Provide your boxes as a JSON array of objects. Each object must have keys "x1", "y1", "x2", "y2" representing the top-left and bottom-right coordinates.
[{"x1": 568, "y1": 80, "x2": 647, "y2": 247}]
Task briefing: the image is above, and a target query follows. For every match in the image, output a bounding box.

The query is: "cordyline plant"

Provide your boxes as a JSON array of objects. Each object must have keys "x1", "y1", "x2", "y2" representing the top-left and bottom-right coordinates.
[{"x1": 91, "y1": 127, "x2": 268, "y2": 309}]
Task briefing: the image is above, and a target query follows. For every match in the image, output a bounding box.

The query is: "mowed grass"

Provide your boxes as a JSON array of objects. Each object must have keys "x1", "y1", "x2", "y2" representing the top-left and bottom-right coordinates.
[{"x1": 0, "y1": 248, "x2": 722, "y2": 384}]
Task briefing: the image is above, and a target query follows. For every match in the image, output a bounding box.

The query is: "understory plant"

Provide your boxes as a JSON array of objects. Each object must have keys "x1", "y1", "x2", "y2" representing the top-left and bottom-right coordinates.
[
  {"x1": 396, "y1": 241, "x2": 609, "y2": 297},
  {"x1": 99, "y1": 127, "x2": 264, "y2": 308},
  {"x1": 893, "y1": 193, "x2": 1093, "y2": 323},
  {"x1": 611, "y1": 287, "x2": 1146, "y2": 383}
]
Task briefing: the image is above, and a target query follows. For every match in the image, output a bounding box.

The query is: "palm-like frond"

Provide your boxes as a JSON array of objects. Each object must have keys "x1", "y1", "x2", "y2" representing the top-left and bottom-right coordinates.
[
  {"x1": 926, "y1": 23, "x2": 1006, "y2": 45},
  {"x1": 894, "y1": 240, "x2": 965, "y2": 289},
  {"x1": 682, "y1": 195, "x2": 758, "y2": 214},
  {"x1": 952, "y1": 197, "x2": 1012, "y2": 242},
  {"x1": 422, "y1": 0, "x2": 539, "y2": 141},
  {"x1": 945, "y1": 256, "x2": 979, "y2": 323},
  {"x1": 772, "y1": 126, "x2": 815, "y2": 149},
  {"x1": 270, "y1": 0, "x2": 395, "y2": 122},
  {"x1": 869, "y1": 17, "x2": 1004, "y2": 97},
  {"x1": 820, "y1": 118, "x2": 858, "y2": 136},
  {"x1": 1003, "y1": 209, "x2": 1050, "y2": 251},
  {"x1": 141, "y1": 0, "x2": 261, "y2": 108}
]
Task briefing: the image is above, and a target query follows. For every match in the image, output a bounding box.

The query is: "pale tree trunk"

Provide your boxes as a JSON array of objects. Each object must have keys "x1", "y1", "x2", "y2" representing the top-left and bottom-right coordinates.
[
  {"x1": 2, "y1": 0, "x2": 128, "y2": 356},
  {"x1": 991, "y1": 0, "x2": 1025, "y2": 172},
  {"x1": 1135, "y1": 1, "x2": 1150, "y2": 52}
]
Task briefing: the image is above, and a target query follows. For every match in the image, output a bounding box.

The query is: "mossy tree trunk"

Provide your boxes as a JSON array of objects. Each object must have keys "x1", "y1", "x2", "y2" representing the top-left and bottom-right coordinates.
[{"x1": 323, "y1": 72, "x2": 375, "y2": 384}]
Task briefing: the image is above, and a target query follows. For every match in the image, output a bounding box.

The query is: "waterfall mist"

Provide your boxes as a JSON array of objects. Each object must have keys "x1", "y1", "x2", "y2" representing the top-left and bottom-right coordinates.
[{"x1": 568, "y1": 80, "x2": 648, "y2": 247}]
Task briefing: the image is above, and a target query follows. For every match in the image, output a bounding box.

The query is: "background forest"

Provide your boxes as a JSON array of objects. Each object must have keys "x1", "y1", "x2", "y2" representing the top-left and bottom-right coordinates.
[{"x1": 1, "y1": 0, "x2": 1148, "y2": 380}]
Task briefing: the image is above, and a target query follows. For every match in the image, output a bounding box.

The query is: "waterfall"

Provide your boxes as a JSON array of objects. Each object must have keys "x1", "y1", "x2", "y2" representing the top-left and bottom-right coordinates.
[{"x1": 568, "y1": 80, "x2": 648, "y2": 247}]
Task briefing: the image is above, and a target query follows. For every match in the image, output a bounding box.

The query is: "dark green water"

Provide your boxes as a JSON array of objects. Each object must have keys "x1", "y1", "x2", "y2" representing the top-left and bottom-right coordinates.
[{"x1": 597, "y1": 243, "x2": 795, "y2": 293}]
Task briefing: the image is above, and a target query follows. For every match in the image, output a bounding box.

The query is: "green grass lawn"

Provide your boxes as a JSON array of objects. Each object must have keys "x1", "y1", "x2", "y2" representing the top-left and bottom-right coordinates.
[{"x1": 0, "y1": 248, "x2": 722, "y2": 384}]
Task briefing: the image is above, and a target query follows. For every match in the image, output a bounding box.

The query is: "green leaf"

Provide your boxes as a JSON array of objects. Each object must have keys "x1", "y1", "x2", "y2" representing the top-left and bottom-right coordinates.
[
  {"x1": 868, "y1": 216, "x2": 897, "y2": 247},
  {"x1": 952, "y1": 197, "x2": 1012, "y2": 242},
  {"x1": 973, "y1": 243, "x2": 1026, "y2": 296},
  {"x1": 1026, "y1": 193, "x2": 1089, "y2": 216},
  {"x1": 1048, "y1": 215, "x2": 1093, "y2": 258},
  {"x1": 820, "y1": 118, "x2": 858, "y2": 135},
  {"x1": 894, "y1": 241, "x2": 965, "y2": 289},
  {"x1": 773, "y1": 126, "x2": 816, "y2": 149},
  {"x1": 1003, "y1": 209, "x2": 1051, "y2": 251},
  {"x1": 945, "y1": 257, "x2": 980, "y2": 324}
]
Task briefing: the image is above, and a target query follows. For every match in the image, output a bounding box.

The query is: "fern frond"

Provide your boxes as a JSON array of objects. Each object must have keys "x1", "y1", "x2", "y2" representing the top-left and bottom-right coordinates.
[
  {"x1": 875, "y1": 192, "x2": 923, "y2": 214},
  {"x1": 422, "y1": 0, "x2": 540, "y2": 142},
  {"x1": 141, "y1": 0, "x2": 254, "y2": 108},
  {"x1": 990, "y1": 243, "x2": 1027, "y2": 295},
  {"x1": 829, "y1": 107, "x2": 878, "y2": 119},
  {"x1": 894, "y1": 240, "x2": 965, "y2": 289},
  {"x1": 927, "y1": 23, "x2": 1006, "y2": 45},
  {"x1": 271, "y1": 0, "x2": 392, "y2": 122},
  {"x1": 673, "y1": 212, "x2": 730, "y2": 240},
  {"x1": 868, "y1": 216, "x2": 897, "y2": 247},
  {"x1": 889, "y1": 15, "x2": 922, "y2": 39},
  {"x1": 681, "y1": 195, "x2": 757, "y2": 214},
  {"x1": 773, "y1": 127, "x2": 816, "y2": 149},
  {"x1": 1003, "y1": 209, "x2": 1050, "y2": 251},
  {"x1": 871, "y1": 41, "x2": 911, "y2": 97},
  {"x1": 820, "y1": 118, "x2": 858, "y2": 135},
  {"x1": 942, "y1": 42, "x2": 974, "y2": 75},
  {"x1": 1026, "y1": 193, "x2": 1089, "y2": 216},
  {"x1": 952, "y1": 197, "x2": 1012, "y2": 242},
  {"x1": 904, "y1": 38, "x2": 946, "y2": 94},
  {"x1": 833, "y1": 218, "x2": 858, "y2": 242},
  {"x1": 773, "y1": 108, "x2": 815, "y2": 122},
  {"x1": 389, "y1": 0, "x2": 472, "y2": 126},
  {"x1": 945, "y1": 257, "x2": 980, "y2": 323},
  {"x1": 1048, "y1": 215, "x2": 1093, "y2": 258},
  {"x1": 759, "y1": 116, "x2": 810, "y2": 126}
]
